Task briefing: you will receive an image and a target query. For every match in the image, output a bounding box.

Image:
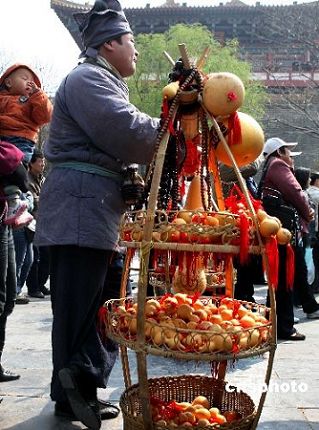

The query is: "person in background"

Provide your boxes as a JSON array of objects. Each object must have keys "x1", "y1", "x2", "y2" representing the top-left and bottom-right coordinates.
[
  {"x1": 258, "y1": 137, "x2": 310, "y2": 340},
  {"x1": 26, "y1": 150, "x2": 50, "y2": 298},
  {"x1": 0, "y1": 64, "x2": 52, "y2": 226},
  {"x1": 0, "y1": 144, "x2": 21, "y2": 382},
  {"x1": 307, "y1": 171, "x2": 319, "y2": 293},
  {"x1": 34, "y1": 1, "x2": 160, "y2": 429},
  {"x1": 12, "y1": 191, "x2": 34, "y2": 304},
  {"x1": 293, "y1": 166, "x2": 319, "y2": 319}
]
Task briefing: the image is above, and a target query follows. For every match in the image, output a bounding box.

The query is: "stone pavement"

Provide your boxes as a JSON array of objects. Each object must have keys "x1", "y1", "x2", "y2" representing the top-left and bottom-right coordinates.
[{"x1": 0, "y1": 286, "x2": 319, "y2": 430}]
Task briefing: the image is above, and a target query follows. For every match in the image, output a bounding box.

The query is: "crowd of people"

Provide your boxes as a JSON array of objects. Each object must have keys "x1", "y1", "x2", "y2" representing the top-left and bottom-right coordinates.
[
  {"x1": 0, "y1": 0, "x2": 318, "y2": 429},
  {"x1": 0, "y1": 61, "x2": 52, "y2": 382}
]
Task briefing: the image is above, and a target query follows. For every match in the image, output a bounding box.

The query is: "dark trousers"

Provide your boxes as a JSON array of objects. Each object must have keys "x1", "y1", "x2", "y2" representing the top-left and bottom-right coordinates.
[
  {"x1": 49, "y1": 245, "x2": 120, "y2": 403},
  {"x1": 293, "y1": 244, "x2": 319, "y2": 314},
  {"x1": 234, "y1": 258, "x2": 255, "y2": 302},
  {"x1": 267, "y1": 245, "x2": 294, "y2": 339},
  {"x1": 0, "y1": 225, "x2": 16, "y2": 360},
  {"x1": 13, "y1": 228, "x2": 33, "y2": 294},
  {"x1": 26, "y1": 245, "x2": 50, "y2": 294},
  {"x1": 311, "y1": 242, "x2": 319, "y2": 292}
]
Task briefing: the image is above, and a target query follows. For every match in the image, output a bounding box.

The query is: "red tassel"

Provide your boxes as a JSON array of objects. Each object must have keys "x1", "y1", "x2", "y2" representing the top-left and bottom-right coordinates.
[
  {"x1": 286, "y1": 244, "x2": 295, "y2": 290},
  {"x1": 227, "y1": 112, "x2": 242, "y2": 146},
  {"x1": 239, "y1": 213, "x2": 250, "y2": 264},
  {"x1": 162, "y1": 96, "x2": 175, "y2": 135},
  {"x1": 181, "y1": 136, "x2": 201, "y2": 177},
  {"x1": 265, "y1": 237, "x2": 279, "y2": 289},
  {"x1": 224, "y1": 194, "x2": 238, "y2": 212}
]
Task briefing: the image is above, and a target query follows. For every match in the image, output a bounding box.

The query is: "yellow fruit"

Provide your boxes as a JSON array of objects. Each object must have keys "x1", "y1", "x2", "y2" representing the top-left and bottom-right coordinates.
[
  {"x1": 194, "y1": 407, "x2": 211, "y2": 420},
  {"x1": 191, "y1": 396, "x2": 210, "y2": 409},
  {"x1": 240, "y1": 314, "x2": 256, "y2": 328},
  {"x1": 205, "y1": 215, "x2": 220, "y2": 227},
  {"x1": 209, "y1": 407, "x2": 220, "y2": 417},
  {"x1": 257, "y1": 209, "x2": 268, "y2": 222},
  {"x1": 259, "y1": 217, "x2": 280, "y2": 237},
  {"x1": 172, "y1": 217, "x2": 187, "y2": 225},
  {"x1": 276, "y1": 227, "x2": 292, "y2": 245},
  {"x1": 177, "y1": 210, "x2": 193, "y2": 223}
]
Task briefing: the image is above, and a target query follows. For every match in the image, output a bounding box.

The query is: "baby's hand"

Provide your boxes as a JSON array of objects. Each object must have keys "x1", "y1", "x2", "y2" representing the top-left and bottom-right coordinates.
[{"x1": 27, "y1": 81, "x2": 40, "y2": 95}]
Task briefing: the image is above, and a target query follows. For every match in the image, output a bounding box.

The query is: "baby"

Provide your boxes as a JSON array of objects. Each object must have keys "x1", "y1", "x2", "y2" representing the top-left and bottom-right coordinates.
[{"x1": 0, "y1": 64, "x2": 53, "y2": 227}]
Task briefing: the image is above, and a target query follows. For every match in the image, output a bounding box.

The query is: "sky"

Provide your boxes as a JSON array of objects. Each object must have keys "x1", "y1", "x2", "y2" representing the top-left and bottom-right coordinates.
[{"x1": 0, "y1": 0, "x2": 315, "y2": 94}]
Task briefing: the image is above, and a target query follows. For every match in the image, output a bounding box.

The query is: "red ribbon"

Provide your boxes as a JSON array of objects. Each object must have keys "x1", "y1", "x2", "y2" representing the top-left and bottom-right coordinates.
[
  {"x1": 286, "y1": 243, "x2": 295, "y2": 290},
  {"x1": 239, "y1": 212, "x2": 249, "y2": 264},
  {"x1": 265, "y1": 237, "x2": 279, "y2": 289}
]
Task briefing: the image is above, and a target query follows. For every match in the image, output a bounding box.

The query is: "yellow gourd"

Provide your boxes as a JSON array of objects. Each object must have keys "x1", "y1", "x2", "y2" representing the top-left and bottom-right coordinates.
[
  {"x1": 202, "y1": 72, "x2": 245, "y2": 116},
  {"x1": 162, "y1": 81, "x2": 179, "y2": 100},
  {"x1": 184, "y1": 175, "x2": 207, "y2": 210}
]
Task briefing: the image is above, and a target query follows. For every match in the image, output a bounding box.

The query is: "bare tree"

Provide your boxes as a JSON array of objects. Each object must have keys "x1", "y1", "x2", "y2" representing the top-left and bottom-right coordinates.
[{"x1": 250, "y1": 2, "x2": 319, "y2": 168}]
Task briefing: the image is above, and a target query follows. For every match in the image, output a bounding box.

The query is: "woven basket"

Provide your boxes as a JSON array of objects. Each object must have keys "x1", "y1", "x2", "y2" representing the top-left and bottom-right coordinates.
[
  {"x1": 119, "y1": 209, "x2": 257, "y2": 248},
  {"x1": 120, "y1": 375, "x2": 256, "y2": 430},
  {"x1": 105, "y1": 297, "x2": 272, "y2": 361}
]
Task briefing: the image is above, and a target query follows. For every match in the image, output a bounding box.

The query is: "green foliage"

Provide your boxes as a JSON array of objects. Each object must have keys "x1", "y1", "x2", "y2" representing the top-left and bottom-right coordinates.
[{"x1": 128, "y1": 23, "x2": 267, "y2": 121}]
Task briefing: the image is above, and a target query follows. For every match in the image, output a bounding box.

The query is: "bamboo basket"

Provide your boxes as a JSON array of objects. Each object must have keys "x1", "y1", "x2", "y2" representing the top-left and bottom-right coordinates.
[
  {"x1": 120, "y1": 375, "x2": 256, "y2": 430},
  {"x1": 119, "y1": 209, "x2": 257, "y2": 248},
  {"x1": 105, "y1": 296, "x2": 273, "y2": 361}
]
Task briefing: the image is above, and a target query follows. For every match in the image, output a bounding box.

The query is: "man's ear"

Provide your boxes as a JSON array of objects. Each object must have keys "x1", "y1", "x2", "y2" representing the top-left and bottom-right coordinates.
[{"x1": 102, "y1": 41, "x2": 114, "y2": 52}]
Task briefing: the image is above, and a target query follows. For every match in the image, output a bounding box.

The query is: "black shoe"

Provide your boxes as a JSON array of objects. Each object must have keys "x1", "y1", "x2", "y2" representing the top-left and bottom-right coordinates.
[
  {"x1": 58, "y1": 367, "x2": 101, "y2": 430},
  {"x1": 41, "y1": 286, "x2": 51, "y2": 295},
  {"x1": 15, "y1": 293, "x2": 30, "y2": 304},
  {"x1": 0, "y1": 368, "x2": 20, "y2": 382},
  {"x1": 278, "y1": 330, "x2": 306, "y2": 341},
  {"x1": 98, "y1": 399, "x2": 120, "y2": 419},
  {"x1": 55, "y1": 400, "x2": 120, "y2": 421},
  {"x1": 28, "y1": 291, "x2": 45, "y2": 299}
]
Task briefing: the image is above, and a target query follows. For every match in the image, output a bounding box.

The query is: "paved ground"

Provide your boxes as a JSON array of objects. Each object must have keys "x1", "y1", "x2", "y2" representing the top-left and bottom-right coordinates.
[{"x1": 0, "y1": 285, "x2": 319, "y2": 430}]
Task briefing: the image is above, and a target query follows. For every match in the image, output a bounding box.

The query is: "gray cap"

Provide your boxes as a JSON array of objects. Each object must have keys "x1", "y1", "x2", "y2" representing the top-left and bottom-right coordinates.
[{"x1": 74, "y1": 0, "x2": 132, "y2": 58}]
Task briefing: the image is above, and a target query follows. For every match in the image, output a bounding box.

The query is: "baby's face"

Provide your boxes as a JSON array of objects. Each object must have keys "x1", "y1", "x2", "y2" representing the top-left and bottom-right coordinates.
[{"x1": 5, "y1": 68, "x2": 36, "y2": 96}]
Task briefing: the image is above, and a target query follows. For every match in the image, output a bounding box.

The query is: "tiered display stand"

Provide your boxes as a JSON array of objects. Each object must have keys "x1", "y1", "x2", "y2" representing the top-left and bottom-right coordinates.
[{"x1": 105, "y1": 45, "x2": 277, "y2": 430}]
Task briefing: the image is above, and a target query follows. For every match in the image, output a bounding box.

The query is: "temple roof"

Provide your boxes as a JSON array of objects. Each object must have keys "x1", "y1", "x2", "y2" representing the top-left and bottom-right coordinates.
[
  {"x1": 225, "y1": 0, "x2": 247, "y2": 6},
  {"x1": 50, "y1": 0, "x2": 318, "y2": 79},
  {"x1": 160, "y1": 0, "x2": 179, "y2": 7},
  {"x1": 50, "y1": 0, "x2": 316, "y2": 11}
]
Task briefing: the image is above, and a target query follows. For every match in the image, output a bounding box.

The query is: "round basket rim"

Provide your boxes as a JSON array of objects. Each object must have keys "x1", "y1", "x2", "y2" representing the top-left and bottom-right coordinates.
[{"x1": 120, "y1": 375, "x2": 256, "y2": 430}]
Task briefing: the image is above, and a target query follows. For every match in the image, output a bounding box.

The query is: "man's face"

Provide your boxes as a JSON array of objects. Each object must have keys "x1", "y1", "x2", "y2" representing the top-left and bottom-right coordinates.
[
  {"x1": 279, "y1": 146, "x2": 294, "y2": 168},
  {"x1": 108, "y1": 33, "x2": 138, "y2": 78},
  {"x1": 30, "y1": 157, "x2": 45, "y2": 176},
  {"x1": 5, "y1": 68, "x2": 36, "y2": 96}
]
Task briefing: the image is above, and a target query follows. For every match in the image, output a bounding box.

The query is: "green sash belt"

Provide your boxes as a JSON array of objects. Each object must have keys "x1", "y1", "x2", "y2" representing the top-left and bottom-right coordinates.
[{"x1": 53, "y1": 161, "x2": 123, "y2": 183}]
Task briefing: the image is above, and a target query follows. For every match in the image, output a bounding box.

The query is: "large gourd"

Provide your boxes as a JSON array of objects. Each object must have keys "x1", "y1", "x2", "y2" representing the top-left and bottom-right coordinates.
[
  {"x1": 202, "y1": 72, "x2": 245, "y2": 117},
  {"x1": 214, "y1": 112, "x2": 264, "y2": 167}
]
